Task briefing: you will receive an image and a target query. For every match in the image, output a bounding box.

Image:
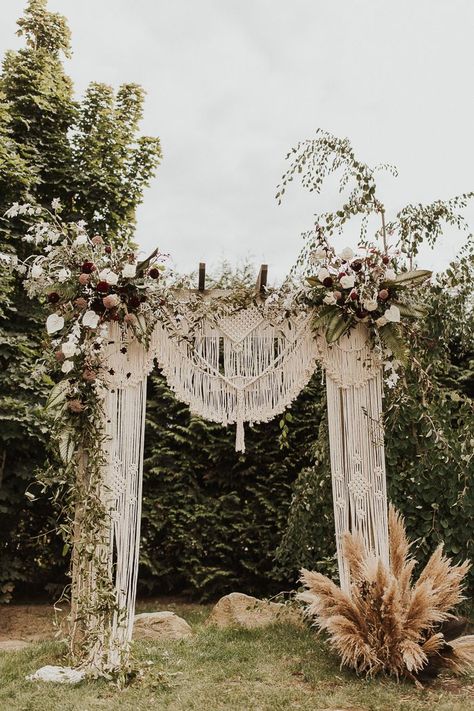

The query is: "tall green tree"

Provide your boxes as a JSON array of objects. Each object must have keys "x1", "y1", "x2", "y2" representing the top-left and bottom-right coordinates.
[{"x1": 0, "y1": 0, "x2": 161, "y2": 600}]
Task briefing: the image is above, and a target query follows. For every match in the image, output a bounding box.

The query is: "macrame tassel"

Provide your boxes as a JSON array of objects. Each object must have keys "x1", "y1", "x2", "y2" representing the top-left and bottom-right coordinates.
[{"x1": 235, "y1": 391, "x2": 246, "y2": 453}]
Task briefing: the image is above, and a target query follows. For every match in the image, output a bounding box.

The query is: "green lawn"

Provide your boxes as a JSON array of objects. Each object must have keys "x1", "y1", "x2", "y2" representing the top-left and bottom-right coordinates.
[{"x1": 1, "y1": 603, "x2": 473, "y2": 711}]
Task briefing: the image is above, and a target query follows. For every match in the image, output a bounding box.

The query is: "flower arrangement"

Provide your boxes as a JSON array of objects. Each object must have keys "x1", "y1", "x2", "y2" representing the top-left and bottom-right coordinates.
[
  {"x1": 306, "y1": 243, "x2": 432, "y2": 362},
  {"x1": 6, "y1": 200, "x2": 174, "y2": 667},
  {"x1": 13, "y1": 201, "x2": 169, "y2": 395}
]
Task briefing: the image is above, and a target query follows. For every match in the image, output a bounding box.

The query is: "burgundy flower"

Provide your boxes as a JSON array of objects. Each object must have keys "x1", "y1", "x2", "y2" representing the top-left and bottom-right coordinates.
[
  {"x1": 129, "y1": 295, "x2": 141, "y2": 309},
  {"x1": 323, "y1": 276, "x2": 333, "y2": 288},
  {"x1": 149, "y1": 268, "x2": 160, "y2": 279},
  {"x1": 47, "y1": 292, "x2": 60, "y2": 304},
  {"x1": 351, "y1": 261, "x2": 363, "y2": 272},
  {"x1": 81, "y1": 261, "x2": 96, "y2": 274},
  {"x1": 349, "y1": 290, "x2": 358, "y2": 301},
  {"x1": 105, "y1": 246, "x2": 112, "y2": 254},
  {"x1": 91, "y1": 297, "x2": 105, "y2": 314},
  {"x1": 382, "y1": 255, "x2": 390, "y2": 265},
  {"x1": 96, "y1": 281, "x2": 110, "y2": 293},
  {"x1": 338, "y1": 271, "x2": 347, "y2": 279}
]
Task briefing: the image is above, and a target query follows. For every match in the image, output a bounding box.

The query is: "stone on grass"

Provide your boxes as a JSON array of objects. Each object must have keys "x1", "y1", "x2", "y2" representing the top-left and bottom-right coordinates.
[
  {"x1": 133, "y1": 611, "x2": 193, "y2": 640},
  {"x1": 26, "y1": 666, "x2": 85, "y2": 684},
  {"x1": 206, "y1": 592, "x2": 303, "y2": 629},
  {"x1": 0, "y1": 639, "x2": 31, "y2": 652}
]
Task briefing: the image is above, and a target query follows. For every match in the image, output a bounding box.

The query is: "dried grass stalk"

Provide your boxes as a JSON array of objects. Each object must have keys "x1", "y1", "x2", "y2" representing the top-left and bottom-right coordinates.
[{"x1": 299, "y1": 505, "x2": 472, "y2": 683}]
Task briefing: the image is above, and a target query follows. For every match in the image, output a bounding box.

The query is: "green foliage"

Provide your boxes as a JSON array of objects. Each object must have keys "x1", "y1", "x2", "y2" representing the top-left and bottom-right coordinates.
[
  {"x1": 140, "y1": 368, "x2": 322, "y2": 601},
  {"x1": 72, "y1": 82, "x2": 161, "y2": 241},
  {"x1": 0, "y1": 0, "x2": 161, "y2": 601}
]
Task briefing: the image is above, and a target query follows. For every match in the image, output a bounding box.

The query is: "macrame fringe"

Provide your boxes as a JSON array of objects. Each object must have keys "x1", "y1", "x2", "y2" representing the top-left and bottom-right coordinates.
[{"x1": 321, "y1": 324, "x2": 389, "y2": 593}]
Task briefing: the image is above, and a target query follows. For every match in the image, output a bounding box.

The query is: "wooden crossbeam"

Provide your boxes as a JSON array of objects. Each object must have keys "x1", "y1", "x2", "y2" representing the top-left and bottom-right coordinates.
[
  {"x1": 198, "y1": 262, "x2": 206, "y2": 291},
  {"x1": 256, "y1": 264, "x2": 268, "y2": 294}
]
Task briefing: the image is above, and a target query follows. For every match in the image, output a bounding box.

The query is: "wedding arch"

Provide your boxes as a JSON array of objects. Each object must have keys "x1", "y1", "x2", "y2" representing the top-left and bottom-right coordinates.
[{"x1": 14, "y1": 130, "x2": 472, "y2": 676}]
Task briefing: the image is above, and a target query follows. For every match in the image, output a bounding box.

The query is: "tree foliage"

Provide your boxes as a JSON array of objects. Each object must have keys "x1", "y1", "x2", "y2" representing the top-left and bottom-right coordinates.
[{"x1": 0, "y1": 0, "x2": 161, "y2": 601}]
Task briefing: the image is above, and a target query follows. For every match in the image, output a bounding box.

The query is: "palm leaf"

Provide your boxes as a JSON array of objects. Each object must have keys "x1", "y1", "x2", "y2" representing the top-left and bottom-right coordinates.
[
  {"x1": 395, "y1": 301, "x2": 429, "y2": 319},
  {"x1": 379, "y1": 322, "x2": 408, "y2": 364},
  {"x1": 384, "y1": 270, "x2": 432, "y2": 286},
  {"x1": 312, "y1": 304, "x2": 336, "y2": 330},
  {"x1": 326, "y1": 311, "x2": 354, "y2": 343}
]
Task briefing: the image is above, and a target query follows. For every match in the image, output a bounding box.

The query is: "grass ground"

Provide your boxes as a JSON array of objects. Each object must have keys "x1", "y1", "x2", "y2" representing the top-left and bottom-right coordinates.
[{"x1": 0, "y1": 601, "x2": 473, "y2": 711}]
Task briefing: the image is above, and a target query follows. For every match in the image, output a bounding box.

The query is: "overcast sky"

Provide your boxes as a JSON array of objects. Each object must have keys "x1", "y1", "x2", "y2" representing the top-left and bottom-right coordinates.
[{"x1": 2, "y1": 1, "x2": 473, "y2": 283}]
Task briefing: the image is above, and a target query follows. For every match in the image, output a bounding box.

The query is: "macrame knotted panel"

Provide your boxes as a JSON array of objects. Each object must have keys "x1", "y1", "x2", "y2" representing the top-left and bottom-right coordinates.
[
  {"x1": 151, "y1": 306, "x2": 319, "y2": 452},
  {"x1": 83, "y1": 323, "x2": 149, "y2": 670},
  {"x1": 317, "y1": 324, "x2": 389, "y2": 592}
]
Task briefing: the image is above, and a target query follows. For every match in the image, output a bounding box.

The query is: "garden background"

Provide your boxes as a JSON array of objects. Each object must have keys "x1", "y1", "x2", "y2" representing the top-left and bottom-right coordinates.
[{"x1": 0, "y1": 0, "x2": 473, "y2": 607}]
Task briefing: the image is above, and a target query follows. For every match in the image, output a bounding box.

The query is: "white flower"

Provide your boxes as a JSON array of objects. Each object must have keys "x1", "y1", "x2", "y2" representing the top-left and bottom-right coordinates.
[
  {"x1": 363, "y1": 298, "x2": 378, "y2": 312},
  {"x1": 385, "y1": 371, "x2": 400, "y2": 389},
  {"x1": 339, "y1": 247, "x2": 354, "y2": 261},
  {"x1": 384, "y1": 268, "x2": 396, "y2": 281},
  {"x1": 122, "y1": 263, "x2": 137, "y2": 278},
  {"x1": 384, "y1": 304, "x2": 401, "y2": 323},
  {"x1": 318, "y1": 267, "x2": 331, "y2": 283},
  {"x1": 98, "y1": 268, "x2": 119, "y2": 285},
  {"x1": 323, "y1": 292, "x2": 337, "y2": 305},
  {"x1": 61, "y1": 341, "x2": 78, "y2": 358},
  {"x1": 73, "y1": 235, "x2": 88, "y2": 247},
  {"x1": 340, "y1": 274, "x2": 355, "y2": 289},
  {"x1": 57, "y1": 268, "x2": 71, "y2": 283},
  {"x1": 4, "y1": 202, "x2": 21, "y2": 218},
  {"x1": 31, "y1": 263, "x2": 44, "y2": 278},
  {"x1": 51, "y1": 198, "x2": 61, "y2": 211},
  {"x1": 61, "y1": 360, "x2": 74, "y2": 374},
  {"x1": 46, "y1": 313, "x2": 65, "y2": 334},
  {"x1": 83, "y1": 310, "x2": 100, "y2": 329},
  {"x1": 376, "y1": 316, "x2": 388, "y2": 327},
  {"x1": 309, "y1": 248, "x2": 327, "y2": 263}
]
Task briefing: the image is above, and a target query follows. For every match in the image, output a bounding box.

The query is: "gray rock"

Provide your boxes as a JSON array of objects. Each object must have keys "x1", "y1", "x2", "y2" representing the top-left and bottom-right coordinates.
[
  {"x1": 133, "y1": 611, "x2": 193, "y2": 640},
  {"x1": 206, "y1": 592, "x2": 303, "y2": 629}
]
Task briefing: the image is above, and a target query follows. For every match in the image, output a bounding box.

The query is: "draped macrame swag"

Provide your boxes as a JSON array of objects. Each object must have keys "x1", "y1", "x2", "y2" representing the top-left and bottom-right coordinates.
[{"x1": 74, "y1": 306, "x2": 389, "y2": 672}]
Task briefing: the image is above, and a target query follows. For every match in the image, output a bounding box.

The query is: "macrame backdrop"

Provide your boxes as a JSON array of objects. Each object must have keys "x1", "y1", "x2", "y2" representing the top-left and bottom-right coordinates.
[
  {"x1": 152, "y1": 304, "x2": 319, "y2": 452},
  {"x1": 317, "y1": 323, "x2": 389, "y2": 592},
  {"x1": 71, "y1": 312, "x2": 389, "y2": 671}
]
